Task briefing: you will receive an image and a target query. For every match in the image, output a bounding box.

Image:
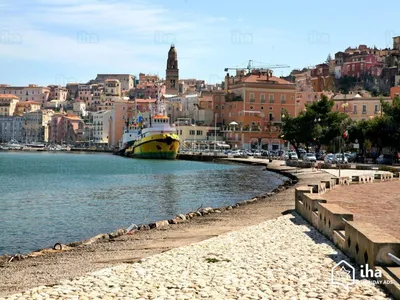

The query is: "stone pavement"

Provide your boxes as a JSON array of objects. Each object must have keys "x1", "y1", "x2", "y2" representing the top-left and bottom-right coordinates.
[
  {"x1": 323, "y1": 180, "x2": 400, "y2": 240},
  {"x1": 3, "y1": 214, "x2": 391, "y2": 300}
]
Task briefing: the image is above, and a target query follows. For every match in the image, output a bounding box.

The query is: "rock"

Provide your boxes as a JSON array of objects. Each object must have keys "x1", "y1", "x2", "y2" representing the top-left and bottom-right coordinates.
[
  {"x1": 138, "y1": 224, "x2": 150, "y2": 230},
  {"x1": 226, "y1": 206, "x2": 233, "y2": 210},
  {"x1": 168, "y1": 219, "x2": 176, "y2": 224},
  {"x1": 126, "y1": 224, "x2": 138, "y2": 232},
  {"x1": 195, "y1": 211, "x2": 203, "y2": 217},
  {"x1": 214, "y1": 210, "x2": 221, "y2": 213},
  {"x1": 177, "y1": 214, "x2": 186, "y2": 221},
  {"x1": 109, "y1": 228, "x2": 126, "y2": 239}
]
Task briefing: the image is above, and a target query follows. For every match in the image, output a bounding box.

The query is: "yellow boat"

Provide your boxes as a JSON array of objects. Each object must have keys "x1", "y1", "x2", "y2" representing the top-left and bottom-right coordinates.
[{"x1": 126, "y1": 114, "x2": 180, "y2": 159}]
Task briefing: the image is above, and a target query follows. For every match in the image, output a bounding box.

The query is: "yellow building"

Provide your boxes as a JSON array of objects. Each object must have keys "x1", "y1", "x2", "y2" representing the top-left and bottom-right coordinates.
[
  {"x1": 15, "y1": 101, "x2": 41, "y2": 116},
  {"x1": 0, "y1": 94, "x2": 19, "y2": 116},
  {"x1": 332, "y1": 92, "x2": 392, "y2": 121}
]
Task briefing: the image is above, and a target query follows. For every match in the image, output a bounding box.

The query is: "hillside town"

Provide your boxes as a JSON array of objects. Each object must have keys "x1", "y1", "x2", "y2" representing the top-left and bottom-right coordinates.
[{"x1": 1, "y1": 36, "x2": 400, "y2": 153}]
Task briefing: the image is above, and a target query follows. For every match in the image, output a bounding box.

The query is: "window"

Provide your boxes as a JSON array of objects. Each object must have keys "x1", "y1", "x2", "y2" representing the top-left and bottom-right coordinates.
[
  {"x1": 196, "y1": 130, "x2": 203, "y2": 135},
  {"x1": 375, "y1": 104, "x2": 379, "y2": 113},
  {"x1": 249, "y1": 93, "x2": 255, "y2": 102},
  {"x1": 347, "y1": 65, "x2": 350, "y2": 72},
  {"x1": 281, "y1": 94, "x2": 286, "y2": 104},
  {"x1": 353, "y1": 105, "x2": 358, "y2": 114},
  {"x1": 361, "y1": 63, "x2": 364, "y2": 70},
  {"x1": 261, "y1": 106, "x2": 264, "y2": 110},
  {"x1": 269, "y1": 94, "x2": 274, "y2": 103},
  {"x1": 352, "y1": 64, "x2": 355, "y2": 71},
  {"x1": 260, "y1": 94, "x2": 266, "y2": 103},
  {"x1": 362, "y1": 104, "x2": 367, "y2": 114},
  {"x1": 221, "y1": 105, "x2": 224, "y2": 109},
  {"x1": 250, "y1": 106, "x2": 254, "y2": 110},
  {"x1": 215, "y1": 105, "x2": 219, "y2": 109},
  {"x1": 269, "y1": 113, "x2": 274, "y2": 121},
  {"x1": 189, "y1": 130, "x2": 195, "y2": 135}
]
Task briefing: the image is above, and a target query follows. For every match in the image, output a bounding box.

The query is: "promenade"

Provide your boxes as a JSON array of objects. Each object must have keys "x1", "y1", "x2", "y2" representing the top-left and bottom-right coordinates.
[{"x1": 0, "y1": 159, "x2": 396, "y2": 299}]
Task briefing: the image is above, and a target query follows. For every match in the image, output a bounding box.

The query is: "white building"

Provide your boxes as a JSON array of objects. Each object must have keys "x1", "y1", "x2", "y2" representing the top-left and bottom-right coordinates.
[
  {"x1": 73, "y1": 101, "x2": 88, "y2": 117},
  {"x1": 91, "y1": 110, "x2": 112, "y2": 143}
]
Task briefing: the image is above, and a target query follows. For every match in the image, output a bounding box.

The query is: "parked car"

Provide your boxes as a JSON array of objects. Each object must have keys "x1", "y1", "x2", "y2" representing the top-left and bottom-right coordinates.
[
  {"x1": 377, "y1": 154, "x2": 393, "y2": 165},
  {"x1": 284, "y1": 151, "x2": 298, "y2": 160},
  {"x1": 253, "y1": 150, "x2": 262, "y2": 157},
  {"x1": 332, "y1": 153, "x2": 348, "y2": 164},
  {"x1": 303, "y1": 153, "x2": 317, "y2": 162},
  {"x1": 297, "y1": 149, "x2": 306, "y2": 159},
  {"x1": 324, "y1": 153, "x2": 334, "y2": 164},
  {"x1": 261, "y1": 150, "x2": 269, "y2": 157}
]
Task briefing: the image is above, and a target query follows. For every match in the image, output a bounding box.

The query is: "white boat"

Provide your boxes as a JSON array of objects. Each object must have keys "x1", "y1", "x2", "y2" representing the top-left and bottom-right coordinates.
[{"x1": 5, "y1": 140, "x2": 23, "y2": 150}]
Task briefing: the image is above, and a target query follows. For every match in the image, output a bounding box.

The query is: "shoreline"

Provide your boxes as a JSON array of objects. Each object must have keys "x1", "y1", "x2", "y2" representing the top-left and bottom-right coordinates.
[{"x1": 0, "y1": 159, "x2": 331, "y2": 298}]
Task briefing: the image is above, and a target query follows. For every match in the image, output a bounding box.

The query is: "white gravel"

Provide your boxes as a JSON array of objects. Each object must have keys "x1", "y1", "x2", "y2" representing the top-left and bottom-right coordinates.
[{"x1": 2, "y1": 214, "x2": 391, "y2": 300}]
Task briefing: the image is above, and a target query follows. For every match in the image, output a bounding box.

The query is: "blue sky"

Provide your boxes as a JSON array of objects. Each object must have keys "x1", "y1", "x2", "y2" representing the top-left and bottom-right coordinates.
[{"x1": 0, "y1": 0, "x2": 399, "y2": 86}]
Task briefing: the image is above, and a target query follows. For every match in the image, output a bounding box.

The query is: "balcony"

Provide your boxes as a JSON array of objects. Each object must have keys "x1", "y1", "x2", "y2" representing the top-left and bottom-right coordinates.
[{"x1": 221, "y1": 125, "x2": 261, "y2": 132}]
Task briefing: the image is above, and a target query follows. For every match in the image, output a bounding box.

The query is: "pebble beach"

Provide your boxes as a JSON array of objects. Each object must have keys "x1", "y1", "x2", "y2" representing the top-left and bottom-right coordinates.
[{"x1": 3, "y1": 213, "x2": 391, "y2": 300}]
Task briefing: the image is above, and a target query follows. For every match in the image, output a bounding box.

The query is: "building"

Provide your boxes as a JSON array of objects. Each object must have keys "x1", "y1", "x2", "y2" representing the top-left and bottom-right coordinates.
[
  {"x1": 108, "y1": 100, "x2": 129, "y2": 147},
  {"x1": 175, "y1": 124, "x2": 222, "y2": 150},
  {"x1": 66, "y1": 83, "x2": 80, "y2": 100},
  {"x1": 73, "y1": 101, "x2": 88, "y2": 117},
  {"x1": 22, "y1": 109, "x2": 54, "y2": 143},
  {"x1": 90, "y1": 84, "x2": 104, "y2": 111},
  {"x1": 295, "y1": 91, "x2": 334, "y2": 114},
  {"x1": 390, "y1": 86, "x2": 400, "y2": 99},
  {"x1": 138, "y1": 73, "x2": 159, "y2": 84},
  {"x1": 0, "y1": 84, "x2": 50, "y2": 108},
  {"x1": 77, "y1": 84, "x2": 92, "y2": 108},
  {"x1": 94, "y1": 74, "x2": 135, "y2": 92},
  {"x1": 310, "y1": 64, "x2": 334, "y2": 92},
  {"x1": 0, "y1": 116, "x2": 23, "y2": 142},
  {"x1": 165, "y1": 44, "x2": 179, "y2": 95},
  {"x1": 49, "y1": 113, "x2": 84, "y2": 144},
  {"x1": 332, "y1": 91, "x2": 391, "y2": 121},
  {"x1": 0, "y1": 94, "x2": 19, "y2": 116},
  {"x1": 130, "y1": 82, "x2": 166, "y2": 100},
  {"x1": 48, "y1": 85, "x2": 68, "y2": 102},
  {"x1": 91, "y1": 110, "x2": 112, "y2": 143},
  {"x1": 14, "y1": 101, "x2": 41, "y2": 116},
  {"x1": 219, "y1": 69, "x2": 296, "y2": 150}
]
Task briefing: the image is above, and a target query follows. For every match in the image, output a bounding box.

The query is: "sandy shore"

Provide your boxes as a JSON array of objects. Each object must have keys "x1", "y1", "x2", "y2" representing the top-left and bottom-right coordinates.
[{"x1": 0, "y1": 160, "x2": 331, "y2": 297}]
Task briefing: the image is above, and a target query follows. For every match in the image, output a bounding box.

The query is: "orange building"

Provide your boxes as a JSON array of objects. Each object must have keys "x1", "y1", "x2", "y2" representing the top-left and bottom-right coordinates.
[
  {"x1": 215, "y1": 69, "x2": 296, "y2": 150},
  {"x1": 390, "y1": 86, "x2": 400, "y2": 99}
]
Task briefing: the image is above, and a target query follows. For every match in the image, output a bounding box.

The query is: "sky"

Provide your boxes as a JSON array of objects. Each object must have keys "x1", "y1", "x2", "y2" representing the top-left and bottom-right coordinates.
[{"x1": 0, "y1": 0, "x2": 399, "y2": 86}]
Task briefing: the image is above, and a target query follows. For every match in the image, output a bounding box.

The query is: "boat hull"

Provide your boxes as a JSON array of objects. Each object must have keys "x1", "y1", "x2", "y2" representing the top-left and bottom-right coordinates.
[{"x1": 126, "y1": 133, "x2": 180, "y2": 159}]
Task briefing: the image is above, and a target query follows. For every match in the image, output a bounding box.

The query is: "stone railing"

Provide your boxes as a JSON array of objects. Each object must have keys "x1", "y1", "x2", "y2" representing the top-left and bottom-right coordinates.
[{"x1": 295, "y1": 173, "x2": 400, "y2": 299}]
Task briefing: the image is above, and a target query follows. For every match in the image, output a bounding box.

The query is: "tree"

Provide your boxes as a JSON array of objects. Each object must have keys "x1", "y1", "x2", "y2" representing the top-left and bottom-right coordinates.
[
  {"x1": 325, "y1": 53, "x2": 332, "y2": 64},
  {"x1": 281, "y1": 94, "x2": 348, "y2": 152}
]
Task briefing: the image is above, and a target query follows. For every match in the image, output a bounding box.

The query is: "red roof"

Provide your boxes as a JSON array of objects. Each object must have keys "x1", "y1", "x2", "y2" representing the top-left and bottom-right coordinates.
[
  {"x1": 240, "y1": 74, "x2": 294, "y2": 85},
  {"x1": 0, "y1": 94, "x2": 19, "y2": 99}
]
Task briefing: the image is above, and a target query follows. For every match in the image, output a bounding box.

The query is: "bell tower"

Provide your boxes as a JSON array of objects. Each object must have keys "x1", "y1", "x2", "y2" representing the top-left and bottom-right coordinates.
[{"x1": 165, "y1": 44, "x2": 179, "y2": 95}]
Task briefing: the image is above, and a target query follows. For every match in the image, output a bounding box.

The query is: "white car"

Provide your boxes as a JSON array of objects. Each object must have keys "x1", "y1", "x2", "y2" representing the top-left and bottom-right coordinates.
[
  {"x1": 303, "y1": 153, "x2": 317, "y2": 162},
  {"x1": 333, "y1": 153, "x2": 348, "y2": 164},
  {"x1": 324, "y1": 153, "x2": 334, "y2": 164},
  {"x1": 253, "y1": 150, "x2": 262, "y2": 157},
  {"x1": 284, "y1": 151, "x2": 298, "y2": 160}
]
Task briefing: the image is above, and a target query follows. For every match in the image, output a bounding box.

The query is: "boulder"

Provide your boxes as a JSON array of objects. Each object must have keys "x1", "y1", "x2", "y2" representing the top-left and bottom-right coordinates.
[
  {"x1": 177, "y1": 214, "x2": 187, "y2": 221},
  {"x1": 138, "y1": 224, "x2": 150, "y2": 231},
  {"x1": 126, "y1": 224, "x2": 138, "y2": 232}
]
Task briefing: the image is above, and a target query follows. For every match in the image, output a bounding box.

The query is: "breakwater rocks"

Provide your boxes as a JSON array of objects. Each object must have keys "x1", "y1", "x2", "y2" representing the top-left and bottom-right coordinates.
[{"x1": 0, "y1": 176, "x2": 294, "y2": 265}]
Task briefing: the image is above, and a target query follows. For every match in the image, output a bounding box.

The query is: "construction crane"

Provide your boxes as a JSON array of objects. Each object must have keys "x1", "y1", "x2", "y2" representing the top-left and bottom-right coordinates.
[{"x1": 224, "y1": 60, "x2": 290, "y2": 72}]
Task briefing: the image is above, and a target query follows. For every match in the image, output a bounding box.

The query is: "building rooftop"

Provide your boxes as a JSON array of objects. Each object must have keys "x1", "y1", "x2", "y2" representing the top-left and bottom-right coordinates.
[
  {"x1": 17, "y1": 101, "x2": 41, "y2": 106},
  {"x1": 239, "y1": 74, "x2": 294, "y2": 85},
  {"x1": 0, "y1": 94, "x2": 19, "y2": 99}
]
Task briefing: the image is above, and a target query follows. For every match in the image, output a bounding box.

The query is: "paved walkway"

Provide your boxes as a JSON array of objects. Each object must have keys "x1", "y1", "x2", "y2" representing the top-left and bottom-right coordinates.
[
  {"x1": 2, "y1": 214, "x2": 390, "y2": 300},
  {"x1": 323, "y1": 180, "x2": 400, "y2": 240}
]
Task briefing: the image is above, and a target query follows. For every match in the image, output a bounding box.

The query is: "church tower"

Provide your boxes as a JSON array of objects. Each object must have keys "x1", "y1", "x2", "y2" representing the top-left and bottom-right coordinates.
[{"x1": 165, "y1": 44, "x2": 179, "y2": 95}]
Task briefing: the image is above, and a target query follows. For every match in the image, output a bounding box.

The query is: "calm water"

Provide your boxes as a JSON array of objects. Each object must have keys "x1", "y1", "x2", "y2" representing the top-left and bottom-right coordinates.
[{"x1": 0, "y1": 152, "x2": 285, "y2": 255}]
